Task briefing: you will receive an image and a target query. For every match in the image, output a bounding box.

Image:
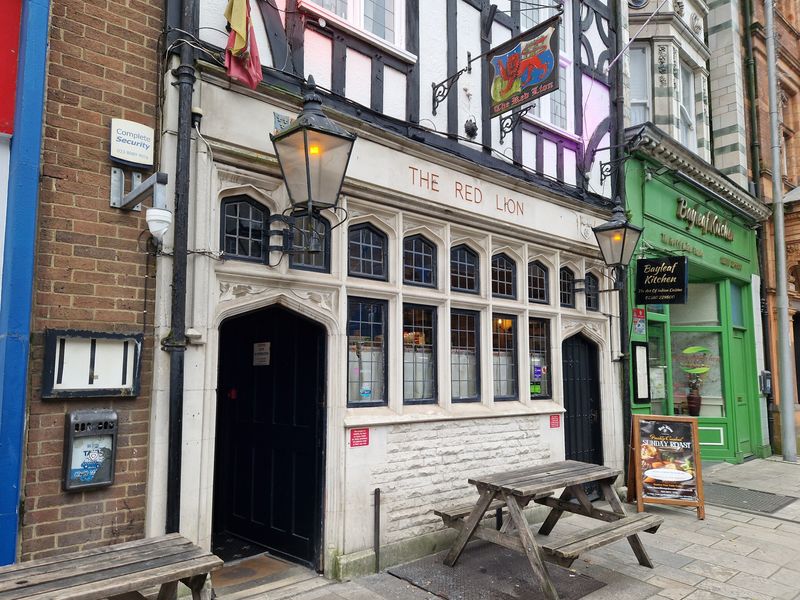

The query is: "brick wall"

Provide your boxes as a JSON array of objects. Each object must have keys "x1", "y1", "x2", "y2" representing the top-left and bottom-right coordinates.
[
  {"x1": 21, "y1": 0, "x2": 162, "y2": 560},
  {"x1": 368, "y1": 417, "x2": 549, "y2": 546}
]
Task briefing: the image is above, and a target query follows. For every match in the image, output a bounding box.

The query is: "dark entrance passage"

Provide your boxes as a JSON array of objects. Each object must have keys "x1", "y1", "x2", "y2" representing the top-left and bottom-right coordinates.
[
  {"x1": 562, "y1": 334, "x2": 603, "y2": 469},
  {"x1": 213, "y1": 306, "x2": 326, "y2": 570}
]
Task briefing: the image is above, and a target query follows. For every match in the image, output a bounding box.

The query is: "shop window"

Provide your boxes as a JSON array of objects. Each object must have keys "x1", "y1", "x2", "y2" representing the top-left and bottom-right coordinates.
[
  {"x1": 348, "y1": 223, "x2": 388, "y2": 280},
  {"x1": 451, "y1": 309, "x2": 480, "y2": 402},
  {"x1": 585, "y1": 273, "x2": 600, "y2": 311},
  {"x1": 347, "y1": 297, "x2": 388, "y2": 406},
  {"x1": 730, "y1": 283, "x2": 744, "y2": 328},
  {"x1": 529, "y1": 318, "x2": 551, "y2": 399},
  {"x1": 451, "y1": 245, "x2": 479, "y2": 294},
  {"x1": 492, "y1": 253, "x2": 516, "y2": 299},
  {"x1": 493, "y1": 315, "x2": 518, "y2": 400},
  {"x1": 528, "y1": 261, "x2": 549, "y2": 304},
  {"x1": 647, "y1": 321, "x2": 668, "y2": 416},
  {"x1": 403, "y1": 235, "x2": 436, "y2": 287},
  {"x1": 671, "y1": 283, "x2": 719, "y2": 326},
  {"x1": 290, "y1": 212, "x2": 330, "y2": 272},
  {"x1": 221, "y1": 197, "x2": 267, "y2": 262},
  {"x1": 670, "y1": 331, "x2": 725, "y2": 417},
  {"x1": 559, "y1": 267, "x2": 575, "y2": 307},
  {"x1": 403, "y1": 304, "x2": 437, "y2": 404}
]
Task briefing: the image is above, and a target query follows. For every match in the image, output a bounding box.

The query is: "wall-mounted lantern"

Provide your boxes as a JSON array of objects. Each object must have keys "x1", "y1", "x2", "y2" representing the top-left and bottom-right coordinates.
[{"x1": 592, "y1": 197, "x2": 643, "y2": 287}]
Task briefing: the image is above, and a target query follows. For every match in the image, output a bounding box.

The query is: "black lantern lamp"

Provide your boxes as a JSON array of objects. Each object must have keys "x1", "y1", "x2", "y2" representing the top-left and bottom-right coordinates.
[
  {"x1": 270, "y1": 75, "x2": 356, "y2": 216},
  {"x1": 592, "y1": 197, "x2": 643, "y2": 287}
]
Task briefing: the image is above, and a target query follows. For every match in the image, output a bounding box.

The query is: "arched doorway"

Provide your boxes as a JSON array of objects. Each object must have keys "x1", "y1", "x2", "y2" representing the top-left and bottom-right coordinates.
[
  {"x1": 562, "y1": 333, "x2": 603, "y2": 466},
  {"x1": 212, "y1": 305, "x2": 326, "y2": 570}
]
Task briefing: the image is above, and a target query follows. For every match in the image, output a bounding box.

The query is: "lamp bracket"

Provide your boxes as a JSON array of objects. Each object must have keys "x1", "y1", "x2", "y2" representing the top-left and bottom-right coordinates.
[
  {"x1": 111, "y1": 170, "x2": 169, "y2": 211},
  {"x1": 599, "y1": 156, "x2": 629, "y2": 186},
  {"x1": 499, "y1": 105, "x2": 532, "y2": 145},
  {"x1": 267, "y1": 214, "x2": 296, "y2": 254},
  {"x1": 432, "y1": 52, "x2": 474, "y2": 116}
]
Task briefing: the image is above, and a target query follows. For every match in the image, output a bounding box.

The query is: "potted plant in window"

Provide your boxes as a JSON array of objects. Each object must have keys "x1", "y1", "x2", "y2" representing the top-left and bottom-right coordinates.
[{"x1": 681, "y1": 345, "x2": 710, "y2": 417}]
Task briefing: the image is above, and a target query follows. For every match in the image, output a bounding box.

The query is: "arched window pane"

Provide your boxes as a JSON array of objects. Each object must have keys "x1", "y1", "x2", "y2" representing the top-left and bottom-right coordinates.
[
  {"x1": 585, "y1": 273, "x2": 600, "y2": 311},
  {"x1": 492, "y1": 254, "x2": 516, "y2": 298},
  {"x1": 221, "y1": 197, "x2": 267, "y2": 262},
  {"x1": 349, "y1": 225, "x2": 387, "y2": 280},
  {"x1": 403, "y1": 236, "x2": 436, "y2": 287},
  {"x1": 290, "y1": 213, "x2": 330, "y2": 272},
  {"x1": 560, "y1": 267, "x2": 575, "y2": 307},
  {"x1": 451, "y1": 245, "x2": 479, "y2": 293},
  {"x1": 528, "y1": 261, "x2": 549, "y2": 303}
]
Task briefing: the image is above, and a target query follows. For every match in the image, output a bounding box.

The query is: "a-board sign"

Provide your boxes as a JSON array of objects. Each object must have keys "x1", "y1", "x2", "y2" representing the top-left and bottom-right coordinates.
[
  {"x1": 631, "y1": 414, "x2": 705, "y2": 519},
  {"x1": 634, "y1": 256, "x2": 688, "y2": 304}
]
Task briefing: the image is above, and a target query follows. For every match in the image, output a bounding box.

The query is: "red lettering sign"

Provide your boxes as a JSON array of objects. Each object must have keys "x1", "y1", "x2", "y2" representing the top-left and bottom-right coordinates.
[
  {"x1": 349, "y1": 428, "x2": 370, "y2": 447},
  {"x1": 550, "y1": 414, "x2": 560, "y2": 429}
]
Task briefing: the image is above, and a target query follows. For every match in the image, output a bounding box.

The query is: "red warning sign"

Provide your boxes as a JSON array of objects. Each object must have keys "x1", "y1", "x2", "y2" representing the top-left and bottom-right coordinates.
[
  {"x1": 550, "y1": 414, "x2": 561, "y2": 428},
  {"x1": 349, "y1": 428, "x2": 370, "y2": 447}
]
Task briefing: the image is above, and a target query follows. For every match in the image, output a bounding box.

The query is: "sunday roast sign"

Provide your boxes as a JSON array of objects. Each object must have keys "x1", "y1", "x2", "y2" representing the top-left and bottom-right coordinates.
[
  {"x1": 632, "y1": 414, "x2": 706, "y2": 519},
  {"x1": 487, "y1": 14, "x2": 560, "y2": 117}
]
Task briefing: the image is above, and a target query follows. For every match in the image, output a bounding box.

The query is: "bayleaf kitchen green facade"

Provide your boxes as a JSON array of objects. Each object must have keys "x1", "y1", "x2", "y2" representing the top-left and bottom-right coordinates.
[{"x1": 624, "y1": 125, "x2": 772, "y2": 463}]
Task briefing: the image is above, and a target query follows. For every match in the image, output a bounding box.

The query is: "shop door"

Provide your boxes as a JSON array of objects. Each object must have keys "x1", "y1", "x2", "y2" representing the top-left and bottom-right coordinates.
[
  {"x1": 562, "y1": 334, "x2": 603, "y2": 467},
  {"x1": 213, "y1": 306, "x2": 325, "y2": 569},
  {"x1": 730, "y1": 329, "x2": 753, "y2": 456}
]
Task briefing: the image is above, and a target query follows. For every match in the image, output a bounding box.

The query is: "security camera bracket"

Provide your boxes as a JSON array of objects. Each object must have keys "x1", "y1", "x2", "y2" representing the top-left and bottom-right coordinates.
[{"x1": 110, "y1": 170, "x2": 169, "y2": 211}]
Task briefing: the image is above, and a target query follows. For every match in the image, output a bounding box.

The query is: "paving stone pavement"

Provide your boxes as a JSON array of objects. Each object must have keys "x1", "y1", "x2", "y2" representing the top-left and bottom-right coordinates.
[{"x1": 222, "y1": 459, "x2": 800, "y2": 600}]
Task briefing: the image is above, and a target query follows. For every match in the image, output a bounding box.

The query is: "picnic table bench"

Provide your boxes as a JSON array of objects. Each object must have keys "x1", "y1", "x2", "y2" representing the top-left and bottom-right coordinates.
[
  {"x1": 436, "y1": 460, "x2": 663, "y2": 600},
  {"x1": 0, "y1": 533, "x2": 223, "y2": 600}
]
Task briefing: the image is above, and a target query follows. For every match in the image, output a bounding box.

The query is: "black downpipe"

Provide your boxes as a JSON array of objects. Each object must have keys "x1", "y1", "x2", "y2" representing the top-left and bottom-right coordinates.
[
  {"x1": 165, "y1": 0, "x2": 196, "y2": 534},
  {"x1": 743, "y1": 0, "x2": 775, "y2": 442}
]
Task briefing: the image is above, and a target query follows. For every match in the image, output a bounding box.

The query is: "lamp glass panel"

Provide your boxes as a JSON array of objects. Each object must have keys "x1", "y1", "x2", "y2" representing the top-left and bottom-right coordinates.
[
  {"x1": 620, "y1": 226, "x2": 642, "y2": 266},
  {"x1": 594, "y1": 228, "x2": 622, "y2": 265},
  {"x1": 274, "y1": 129, "x2": 311, "y2": 206}
]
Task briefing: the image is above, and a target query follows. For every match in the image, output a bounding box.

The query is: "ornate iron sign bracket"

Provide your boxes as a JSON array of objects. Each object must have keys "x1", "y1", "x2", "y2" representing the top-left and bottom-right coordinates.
[
  {"x1": 432, "y1": 52, "x2": 475, "y2": 116},
  {"x1": 499, "y1": 105, "x2": 532, "y2": 145}
]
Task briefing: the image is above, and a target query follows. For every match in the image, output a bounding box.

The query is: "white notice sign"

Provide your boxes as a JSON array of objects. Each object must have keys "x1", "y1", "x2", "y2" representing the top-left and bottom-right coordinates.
[
  {"x1": 253, "y1": 342, "x2": 271, "y2": 366},
  {"x1": 110, "y1": 118, "x2": 154, "y2": 167}
]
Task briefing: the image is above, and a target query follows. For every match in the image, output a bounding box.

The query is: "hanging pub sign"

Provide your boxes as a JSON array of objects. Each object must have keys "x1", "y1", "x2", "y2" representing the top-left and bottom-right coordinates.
[
  {"x1": 630, "y1": 414, "x2": 705, "y2": 519},
  {"x1": 635, "y1": 256, "x2": 688, "y2": 304},
  {"x1": 487, "y1": 14, "x2": 560, "y2": 118}
]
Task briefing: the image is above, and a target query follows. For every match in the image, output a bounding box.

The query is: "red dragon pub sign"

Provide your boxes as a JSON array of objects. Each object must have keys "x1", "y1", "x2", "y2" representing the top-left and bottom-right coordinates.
[{"x1": 488, "y1": 14, "x2": 560, "y2": 118}]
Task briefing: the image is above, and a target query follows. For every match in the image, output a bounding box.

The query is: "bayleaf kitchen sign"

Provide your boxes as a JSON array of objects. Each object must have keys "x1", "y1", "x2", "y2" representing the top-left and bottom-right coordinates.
[
  {"x1": 110, "y1": 118, "x2": 154, "y2": 168},
  {"x1": 676, "y1": 198, "x2": 734, "y2": 242},
  {"x1": 635, "y1": 256, "x2": 688, "y2": 304}
]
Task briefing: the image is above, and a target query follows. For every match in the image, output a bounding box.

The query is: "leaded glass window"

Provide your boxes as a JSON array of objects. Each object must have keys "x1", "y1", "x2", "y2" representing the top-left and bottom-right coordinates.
[
  {"x1": 451, "y1": 309, "x2": 479, "y2": 402},
  {"x1": 347, "y1": 297, "x2": 387, "y2": 406},
  {"x1": 290, "y1": 212, "x2": 330, "y2": 272},
  {"x1": 528, "y1": 261, "x2": 549, "y2": 304},
  {"x1": 529, "y1": 318, "x2": 551, "y2": 399},
  {"x1": 492, "y1": 253, "x2": 516, "y2": 299},
  {"x1": 585, "y1": 273, "x2": 600, "y2": 311},
  {"x1": 451, "y1": 245, "x2": 479, "y2": 293},
  {"x1": 348, "y1": 224, "x2": 387, "y2": 280},
  {"x1": 493, "y1": 315, "x2": 517, "y2": 400},
  {"x1": 560, "y1": 267, "x2": 575, "y2": 307},
  {"x1": 364, "y1": 0, "x2": 395, "y2": 43},
  {"x1": 403, "y1": 235, "x2": 436, "y2": 287},
  {"x1": 221, "y1": 197, "x2": 267, "y2": 262},
  {"x1": 403, "y1": 304, "x2": 436, "y2": 403}
]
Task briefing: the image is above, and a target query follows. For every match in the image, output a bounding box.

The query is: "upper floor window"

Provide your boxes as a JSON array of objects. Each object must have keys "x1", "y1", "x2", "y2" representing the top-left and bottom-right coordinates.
[
  {"x1": 528, "y1": 261, "x2": 549, "y2": 304},
  {"x1": 492, "y1": 253, "x2": 516, "y2": 299},
  {"x1": 451, "y1": 245, "x2": 479, "y2": 294},
  {"x1": 679, "y1": 61, "x2": 696, "y2": 151},
  {"x1": 290, "y1": 212, "x2": 330, "y2": 273},
  {"x1": 551, "y1": 66, "x2": 568, "y2": 130},
  {"x1": 221, "y1": 196, "x2": 267, "y2": 262},
  {"x1": 560, "y1": 267, "x2": 575, "y2": 308},
  {"x1": 349, "y1": 223, "x2": 387, "y2": 280},
  {"x1": 585, "y1": 273, "x2": 600, "y2": 311},
  {"x1": 306, "y1": 0, "x2": 403, "y2": 45},
  {"x1": 403, "y1": 235, "x2": 436, "y2": 287},
  {"x1": 630, "y1": 45, "x2": 651, "y2": 126}
]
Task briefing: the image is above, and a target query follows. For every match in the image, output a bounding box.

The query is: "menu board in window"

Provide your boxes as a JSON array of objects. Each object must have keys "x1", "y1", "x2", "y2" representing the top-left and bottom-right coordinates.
[{"x1": 631, "y1": 414, "x2": 705, "y2": 519}]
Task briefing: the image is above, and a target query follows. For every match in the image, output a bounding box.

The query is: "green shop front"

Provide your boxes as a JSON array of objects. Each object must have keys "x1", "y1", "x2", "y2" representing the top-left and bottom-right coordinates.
[{"x1": 624, "y1": 126, "x2": 772, "y2": 462}]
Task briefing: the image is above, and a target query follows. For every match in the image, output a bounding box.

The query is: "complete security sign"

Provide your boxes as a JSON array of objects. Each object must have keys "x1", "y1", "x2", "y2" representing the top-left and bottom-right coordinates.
[{"x1": 110, "y1": 118, "x2": 154, "y2": 167}]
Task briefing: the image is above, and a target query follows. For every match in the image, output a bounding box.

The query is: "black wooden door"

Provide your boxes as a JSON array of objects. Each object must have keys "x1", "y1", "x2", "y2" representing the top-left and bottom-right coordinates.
[
  {"x1": 214, "y1": 306, "x2": 325, "y2": 569},
  {"x1": 562, "y1": 334, "x2": 603, "y2": 467}
]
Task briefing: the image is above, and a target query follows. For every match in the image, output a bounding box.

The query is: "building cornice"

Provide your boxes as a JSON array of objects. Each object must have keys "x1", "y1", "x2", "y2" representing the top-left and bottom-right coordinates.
[
  {"x1": 629, "y1": 12, "x2": 710, "y2": 61},
  {"x1": 625, "y1": 124, "x2": 771, "y2": 222}
]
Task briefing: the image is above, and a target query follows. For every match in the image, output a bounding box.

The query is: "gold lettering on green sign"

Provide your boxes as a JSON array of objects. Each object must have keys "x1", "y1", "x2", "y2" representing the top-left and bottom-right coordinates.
[{"x1": 676, "y1": 198, "x2": 734, "y2": 242}]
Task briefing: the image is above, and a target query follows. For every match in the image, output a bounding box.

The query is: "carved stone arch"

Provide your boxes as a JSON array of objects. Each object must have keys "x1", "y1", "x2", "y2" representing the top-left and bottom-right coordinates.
[
  {"x1": 402, "y1": 225, "x2": 445, "y2": 255},
  {"x1": 218, "y1": 183, "x2": 279, "y2": 213},
  {"x1": 347, "y1": 214, "x2": 397, "y2": 240},
  {"x1": 216, "y1": 285, "x2": 339, "y2": 337},
  {"x1": 492, "y1": 245, "x2": 523, "y2": 267},
  {"x1": 560, "y1": 319, "x2": 608, "y2": 354}
]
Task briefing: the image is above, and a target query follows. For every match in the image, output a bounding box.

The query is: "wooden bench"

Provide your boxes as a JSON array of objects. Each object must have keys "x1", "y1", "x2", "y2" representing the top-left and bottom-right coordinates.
[
  {"x1": 0, "y1": 533, "x2": 223, "y2": 600},
  {"x1": 541, "y1": 513, "x2": 663, "y2": 567}
]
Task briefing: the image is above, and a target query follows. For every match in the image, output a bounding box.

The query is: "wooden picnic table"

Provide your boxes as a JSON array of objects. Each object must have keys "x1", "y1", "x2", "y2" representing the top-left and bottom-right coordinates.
[
  {"x1": 436, "y1": 460, "x2": 663, "y2": 600},
  {"x1": 0, "y1": 533, "x2": 222, "y2": 600}
]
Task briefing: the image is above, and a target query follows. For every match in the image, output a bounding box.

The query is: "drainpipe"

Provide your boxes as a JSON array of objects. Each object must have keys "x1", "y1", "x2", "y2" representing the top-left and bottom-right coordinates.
[
  {"x1": 743, "y1": 0, "x2": 775, "y2": 446},
  {"x1": 165, "y1": 0, "x2": 196, "y2": 533},
  {"x1": 764, "y1": 0, "x2": 797, "y2": 462}
]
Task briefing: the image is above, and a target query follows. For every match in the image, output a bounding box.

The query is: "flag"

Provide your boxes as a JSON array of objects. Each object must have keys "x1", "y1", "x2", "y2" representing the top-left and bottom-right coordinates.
[{"x1": 224, "y1": 0, "x2": 263, "y2": 90}]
